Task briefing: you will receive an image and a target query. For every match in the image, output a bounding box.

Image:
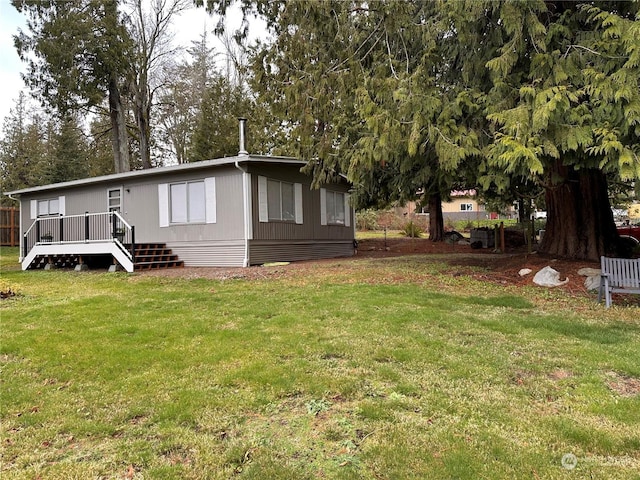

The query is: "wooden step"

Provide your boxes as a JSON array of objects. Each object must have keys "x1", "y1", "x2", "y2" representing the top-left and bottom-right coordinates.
[
  {"x1": 134, "y1": 253, "x2": 180, "y2": 261},
  {"x1": 134, "y1": 260, "x2": 184, "y2": 270},
  {"x1": 132, "y1": 243, "x2": 183, "y2": 270}
]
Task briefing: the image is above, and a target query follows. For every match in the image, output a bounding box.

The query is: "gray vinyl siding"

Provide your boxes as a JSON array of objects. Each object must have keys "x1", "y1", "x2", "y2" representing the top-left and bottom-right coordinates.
[
  {"x1": 248, "y1": 240, "x2": 354, "y2": 265},
  {"x1": 124, "y1": 168, "x2": 244, "y2": 243},
  {"x1": 168, "y1": 240, "x2": 245, "y2": 267},
  {"x1": 19, "y1": 167, "x2": 245, "y2": 244}
]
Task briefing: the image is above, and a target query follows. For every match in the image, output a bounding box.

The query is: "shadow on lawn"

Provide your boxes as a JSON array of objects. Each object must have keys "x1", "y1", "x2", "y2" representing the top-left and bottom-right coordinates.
[{"x1": 517, "y1": 316, "x2": 640, "y2": 345}]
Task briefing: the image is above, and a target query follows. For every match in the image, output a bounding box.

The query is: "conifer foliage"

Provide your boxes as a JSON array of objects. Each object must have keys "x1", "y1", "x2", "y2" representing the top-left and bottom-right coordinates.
[
  {"x1": 205, "y1": 0, "x2": 639, "y2": 260},
  {"x1": 484, "y1": 1, "x2": 640, "y2": 259}
]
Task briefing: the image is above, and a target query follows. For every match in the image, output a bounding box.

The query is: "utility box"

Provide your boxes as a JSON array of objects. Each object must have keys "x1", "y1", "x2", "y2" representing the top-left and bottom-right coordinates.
[{"x1": 470, "y1": 228, "x2": 495, "y2": 248}]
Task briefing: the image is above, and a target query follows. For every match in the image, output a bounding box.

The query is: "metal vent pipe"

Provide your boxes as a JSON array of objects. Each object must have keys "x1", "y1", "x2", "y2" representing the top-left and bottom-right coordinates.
[{"x1": 238, "y1": 118, "x2": 248, "y2": 156}]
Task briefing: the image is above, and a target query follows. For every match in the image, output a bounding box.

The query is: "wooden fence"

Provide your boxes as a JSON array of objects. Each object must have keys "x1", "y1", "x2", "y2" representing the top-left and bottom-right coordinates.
[{"x1": 1, "y1": 207, "x2": 20, "y2": 247}]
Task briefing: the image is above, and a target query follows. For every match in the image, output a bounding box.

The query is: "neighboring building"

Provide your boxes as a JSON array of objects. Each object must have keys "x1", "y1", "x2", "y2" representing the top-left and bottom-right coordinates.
[
  {"x1": 5, "y1": 154, "x2": 355, "y2": 272},
  {"x1": 440, "y1": 190, "x2": 488, "y2": 222},
  {"x1": 402, "y1": 190, "x2": 514, "y2": 224}
]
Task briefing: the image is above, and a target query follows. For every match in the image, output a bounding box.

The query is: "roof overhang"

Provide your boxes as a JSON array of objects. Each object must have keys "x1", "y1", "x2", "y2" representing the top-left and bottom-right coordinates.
[{"x1": 5, "y1": 155, "x2": 306, "y2": 197}]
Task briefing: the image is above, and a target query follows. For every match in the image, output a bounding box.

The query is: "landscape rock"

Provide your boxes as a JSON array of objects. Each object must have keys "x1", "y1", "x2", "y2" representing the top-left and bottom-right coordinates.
[
  {"x1": 584, "y1": 275, "x2": 601, "y2": 291},
  {"x1": 519, "y1": 268, "x2": 533, "y2": 276},
  {"x1": 578, "y1": 267, "x2": 601, "y2": 277},
  {"x1": 533, "y1": 266, "x2": 569, "y2": 287}
]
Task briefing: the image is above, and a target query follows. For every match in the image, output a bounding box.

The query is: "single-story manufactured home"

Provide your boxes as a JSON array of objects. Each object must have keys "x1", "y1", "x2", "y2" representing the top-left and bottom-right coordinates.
[{"x1": 5, "y1": 153, "x2": 355, "y2": 272}]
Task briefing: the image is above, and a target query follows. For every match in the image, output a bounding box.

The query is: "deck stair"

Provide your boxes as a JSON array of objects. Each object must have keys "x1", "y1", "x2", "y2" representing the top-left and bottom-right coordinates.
[{"x1": 133, "y1": 243, "x2": 184, "y2": 270}]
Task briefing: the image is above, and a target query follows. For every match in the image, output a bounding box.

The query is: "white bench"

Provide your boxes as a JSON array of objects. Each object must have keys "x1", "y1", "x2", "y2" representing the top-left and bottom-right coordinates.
[{"x1": 598, "y1": 256, "x2": 640, "y2": 308}]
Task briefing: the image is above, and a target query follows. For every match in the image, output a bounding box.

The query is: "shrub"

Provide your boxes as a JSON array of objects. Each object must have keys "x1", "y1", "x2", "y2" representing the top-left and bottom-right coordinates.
[
  {"x1": 445, "y1": 217, "x2": 456, "y2": 231},
  {"x1": 400, "y1": 221, "x2": 423, "y2": 238},
  {"x1": 356, "y1": 209, "x2": 379, "y2": 231}
]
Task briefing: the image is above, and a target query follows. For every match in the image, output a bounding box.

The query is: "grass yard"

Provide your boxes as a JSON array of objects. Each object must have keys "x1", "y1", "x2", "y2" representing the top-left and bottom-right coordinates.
[{"x1": 1, "y1": 247, "x2": 639, "y2": 479}]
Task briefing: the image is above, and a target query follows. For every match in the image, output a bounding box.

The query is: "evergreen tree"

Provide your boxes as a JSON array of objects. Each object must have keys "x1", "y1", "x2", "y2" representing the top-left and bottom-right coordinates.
[
  {"x1": 0, "y1": 93, "x2": 49, "y2": 204},
  {"x1": 188, "y1": 75, "x2": 253, "y2": 160},
  {"x1": 13, "y1": 0, "x2": 133, "y2": 173},
  {"x1": 207, "y1": 0, "x2": 640, "y2": 259},
  {"x1": 483, "y1": 1, "x2": 640, "y2": 259},
  {"x1": 88, "y1": 117, "x2": 119, "y2": 177},
  {"x1": 47, "y1": 114, "x2": 90, "y2": 184},
  {"x1": 224, "y1": 1, "x2": 484, "y2": 240}
]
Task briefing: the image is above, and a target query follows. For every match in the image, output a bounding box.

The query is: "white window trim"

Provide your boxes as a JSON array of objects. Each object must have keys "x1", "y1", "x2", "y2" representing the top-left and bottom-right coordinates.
[
  {"x1": 31, "y1": 196, "x2": 65, "y2": 219},
  {"x1": 258, "y1": 175, "x2": 303, "y2": 224},
  {"x1": 107, "y1": 187, "x2": 122, "y2": 213},
  {"x1": 460, "y1": 203, "x2": 473, "y2": 212}
]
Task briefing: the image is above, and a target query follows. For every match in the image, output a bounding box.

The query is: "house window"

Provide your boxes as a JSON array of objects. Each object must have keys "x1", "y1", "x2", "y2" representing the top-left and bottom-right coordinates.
[
  {"x1": 320, "y1": 188, "x2": 350, "y2": 227},
  {"x1": 325, "y1": 190, "x2": 346, "y2": 225},
  {"x1": 267, "y1": 179, "x2": 296, "y2": 222},
  {"x1": 38, "y1": 198, "x2": 59, "y2": 217},
  {"x1": 108, "y1": 188, "x2": 122, "y2": 213},
  {"x1": 158, "y1": 178, "x2": 215, "y2": 227},
  {"x1": 258, "y1": 176, "x2": 303, "y2": 224},
  {"x1": 460, "y1": 203, "x2": 473, "y2": 212},
  {"x1": 170, "y1": 181, "x2": 206, "y2": 223}
]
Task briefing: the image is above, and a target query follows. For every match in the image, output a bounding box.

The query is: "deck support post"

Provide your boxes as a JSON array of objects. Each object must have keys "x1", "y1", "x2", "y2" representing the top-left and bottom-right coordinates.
[
  {"x1": 74, "y1": 255, "x2": 89, "y2": 271},
  {"x1": 44, "y1": 256, "x2": 55, "y2": 270}
]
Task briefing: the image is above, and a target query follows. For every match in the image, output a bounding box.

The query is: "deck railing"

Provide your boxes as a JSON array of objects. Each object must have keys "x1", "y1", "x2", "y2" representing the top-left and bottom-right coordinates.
[{"x1": 23, "y1": 211, "x2": 135, "y2": 262}]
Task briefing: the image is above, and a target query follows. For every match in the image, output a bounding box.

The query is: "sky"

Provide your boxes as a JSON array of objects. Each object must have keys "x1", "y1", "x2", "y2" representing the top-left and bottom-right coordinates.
[
  {"x1": 0, "y1": 0, "x2": 259, "y2": 128},
  {"x1": 0, "y1": 0, "x2": 27, "y2": 123}
]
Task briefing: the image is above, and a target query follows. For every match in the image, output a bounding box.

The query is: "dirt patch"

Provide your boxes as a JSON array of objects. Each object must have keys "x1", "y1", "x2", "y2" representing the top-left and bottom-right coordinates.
[{"x1": 605, "y1": 371, "x2": 640, "y2": 397}]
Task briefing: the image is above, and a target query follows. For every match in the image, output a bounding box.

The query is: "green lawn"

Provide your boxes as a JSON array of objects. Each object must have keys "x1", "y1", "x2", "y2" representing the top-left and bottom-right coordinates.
[{"x1": 1, "y1": 247, "x2": 639, "y2": 479}]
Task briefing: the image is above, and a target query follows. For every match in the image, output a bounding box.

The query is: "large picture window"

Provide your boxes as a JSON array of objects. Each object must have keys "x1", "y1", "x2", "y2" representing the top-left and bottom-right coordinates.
[
  {"x1": 170, "y1": 181, "x2": 206, "y2": 223},
  {"x1": 158, "y1": 178, "x2": 215, "y2": 227}
]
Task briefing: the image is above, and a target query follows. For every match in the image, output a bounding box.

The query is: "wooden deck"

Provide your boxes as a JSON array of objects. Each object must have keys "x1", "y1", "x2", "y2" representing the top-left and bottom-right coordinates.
[{"x1": 21, "y1": 212, "x2": 182, "y2": 272}]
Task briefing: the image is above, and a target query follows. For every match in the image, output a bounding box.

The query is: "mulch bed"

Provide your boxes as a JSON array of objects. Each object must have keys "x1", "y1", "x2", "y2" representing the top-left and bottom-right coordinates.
[{"x1": 356, "y1": 237, "x2": 600, "y2": 296}]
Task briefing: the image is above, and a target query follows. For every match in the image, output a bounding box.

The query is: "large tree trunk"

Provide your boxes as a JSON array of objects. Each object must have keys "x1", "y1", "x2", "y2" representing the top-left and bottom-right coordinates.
[
  {"x1": 539, "y1": 160, "x2": 618, "y2": 261},
  {"x1": 108, "y1": 77, "x2": 130, "y2": 173},
  {"x1": 134, "y1": 99, "x2": 152, "y2": 169},
  {"x1": 428, "y1": 191, "x2": 445, "y2": 242}
]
